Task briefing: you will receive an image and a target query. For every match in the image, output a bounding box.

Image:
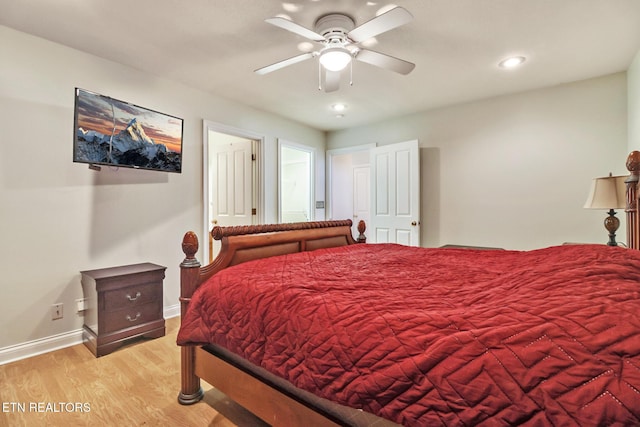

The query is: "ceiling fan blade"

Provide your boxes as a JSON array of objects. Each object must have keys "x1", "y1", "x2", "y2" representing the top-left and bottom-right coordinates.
[
  {"x1": 355, "y1": 49, "x2": 415, "y2": 75},
  {"x1": 265, "y1": 17, "x2": 326, "y2": 42},
  {"x1": 347, "y1": 7, "x2": 413, "y2": 43},
  {"x1": 324, "y1": 70, "x2": 340, "y2": 93},
  {"x1": 255, "y1": 52, "x2": 314, "y2": 75}
]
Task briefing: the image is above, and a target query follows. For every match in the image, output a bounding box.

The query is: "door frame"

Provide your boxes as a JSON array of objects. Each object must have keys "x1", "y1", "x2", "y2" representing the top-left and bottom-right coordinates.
[{"x1": 203, "y1": 120, "x2": 264, "y2": 262}]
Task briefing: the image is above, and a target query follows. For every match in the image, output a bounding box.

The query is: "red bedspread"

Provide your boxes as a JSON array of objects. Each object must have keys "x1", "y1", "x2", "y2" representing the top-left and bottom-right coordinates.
[{"x1": 177, "y1": 243, "x2": 640, "y2": 426}]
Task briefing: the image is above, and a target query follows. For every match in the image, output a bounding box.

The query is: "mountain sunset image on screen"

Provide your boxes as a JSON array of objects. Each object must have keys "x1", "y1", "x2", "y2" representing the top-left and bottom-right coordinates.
[{"x1": 73, "y1": 88, "x2": 183, "y2": 173}]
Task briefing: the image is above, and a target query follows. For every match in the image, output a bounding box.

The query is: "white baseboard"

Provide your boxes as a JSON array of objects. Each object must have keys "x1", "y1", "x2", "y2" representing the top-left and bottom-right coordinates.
[
  {"x1": 164, "y1": 303, "x2": 180, "y2": 319},
  {"x1": 0, "y1": 303, "x2": 181, "y2": 366},
  {"x1": 0, "y1": 329, "x2": 84, "y2": 366}
]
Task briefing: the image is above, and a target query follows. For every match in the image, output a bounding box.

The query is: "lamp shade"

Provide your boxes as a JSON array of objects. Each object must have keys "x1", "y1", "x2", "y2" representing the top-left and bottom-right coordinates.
[
  {"x1": 319, "y1": 47, "x2": 352, "y2": 72},
  {"x1": 584, "y1": 174, "x2": 628, "y2": 209}
]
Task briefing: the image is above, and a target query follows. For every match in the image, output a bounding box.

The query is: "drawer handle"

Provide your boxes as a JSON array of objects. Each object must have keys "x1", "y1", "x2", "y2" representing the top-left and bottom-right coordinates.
[
  {"x1": 126, "y1": 292, "x2": 141, "y2": 301},
  {"x1": 126, "y1": 312, "x2": 141, "y2": 322}
]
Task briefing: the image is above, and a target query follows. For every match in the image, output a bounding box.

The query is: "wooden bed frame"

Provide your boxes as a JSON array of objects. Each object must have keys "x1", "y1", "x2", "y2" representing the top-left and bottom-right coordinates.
[{"x1": 177, "y1": 151, "x2": 640, "y2": 426}]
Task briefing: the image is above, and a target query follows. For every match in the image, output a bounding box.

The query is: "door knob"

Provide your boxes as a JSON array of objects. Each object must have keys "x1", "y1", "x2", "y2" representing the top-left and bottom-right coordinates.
[
  {"x1": 212, "y1": 219, "x2": 218, "y2": 225},
  {"x1": 411, "y1": 221, "x2": 417, "y2": 226}
]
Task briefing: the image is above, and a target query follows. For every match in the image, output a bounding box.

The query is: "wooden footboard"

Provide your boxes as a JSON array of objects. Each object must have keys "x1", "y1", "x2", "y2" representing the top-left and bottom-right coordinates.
[{"x1": 177, "y1": 219, "x2": 365, "y2": 412}]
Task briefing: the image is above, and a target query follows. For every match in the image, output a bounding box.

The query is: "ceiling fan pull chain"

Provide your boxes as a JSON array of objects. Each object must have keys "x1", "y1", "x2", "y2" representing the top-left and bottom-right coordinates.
[
  {"x1": 350, "y1": 59, "x2": 354, "y2": 86},
  {"x1": 318, "y1": 60, "x2": 322, "y2": 91}
]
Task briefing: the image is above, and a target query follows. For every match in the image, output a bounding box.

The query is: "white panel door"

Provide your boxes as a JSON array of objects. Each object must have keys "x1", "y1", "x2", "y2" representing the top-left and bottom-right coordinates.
[
  {"x1": 370, "y1": 140, "x2": 420, "y2": 246},
  {"x1": 210, "y1": 137, "x2": 253, "y2": 257}
]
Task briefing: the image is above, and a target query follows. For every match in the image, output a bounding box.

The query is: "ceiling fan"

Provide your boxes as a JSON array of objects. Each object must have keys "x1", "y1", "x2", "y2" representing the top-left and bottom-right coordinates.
[{"x1": 255, "y1": 6, "x2": 415, "y2": 92}]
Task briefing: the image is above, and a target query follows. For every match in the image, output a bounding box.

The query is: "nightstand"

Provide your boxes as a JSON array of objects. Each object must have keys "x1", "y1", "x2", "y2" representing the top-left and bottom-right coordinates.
[{"x1": 80, "y1": 263, "x2": 166, "y2": 357}]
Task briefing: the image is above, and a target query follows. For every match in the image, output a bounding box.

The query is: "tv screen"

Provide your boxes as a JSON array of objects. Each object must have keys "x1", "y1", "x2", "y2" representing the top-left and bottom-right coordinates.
[{"x1": 73, "y1": 88, "x2": 183, "y2": 173}]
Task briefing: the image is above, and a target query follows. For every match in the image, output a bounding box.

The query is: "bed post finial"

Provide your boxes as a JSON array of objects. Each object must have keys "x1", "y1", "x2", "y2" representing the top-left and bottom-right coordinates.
[
  {"x1": 357, "y1": 220, "x2": 367, "y2": 243},
  {"x1": 626, "y1": 151, "x2": 640, "y2": 174},
  {"x1": 626, "y1": 151, "x2": 640, "y2": 250},
  {"x1": 181, "y1": 231, "x2": 199, "y2": 266}
]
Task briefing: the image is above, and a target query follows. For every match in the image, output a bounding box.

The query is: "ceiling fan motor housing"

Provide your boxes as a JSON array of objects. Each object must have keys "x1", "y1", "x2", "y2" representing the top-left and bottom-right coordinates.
[{"x1": 315, "y1": 14, "x2": 355, "y2": 44}]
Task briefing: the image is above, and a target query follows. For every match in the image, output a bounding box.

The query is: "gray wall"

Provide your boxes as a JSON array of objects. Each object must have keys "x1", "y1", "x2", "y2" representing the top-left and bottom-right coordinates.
[
  {"x1": 327, "y1": 73, "x2": 628, "y2": 249},
  {"x1": 0, "y1": 26, "x2": 324, "y2": 351},
  {"x1": 629, "y1": 50, "x2": 640, "y2": 151}
]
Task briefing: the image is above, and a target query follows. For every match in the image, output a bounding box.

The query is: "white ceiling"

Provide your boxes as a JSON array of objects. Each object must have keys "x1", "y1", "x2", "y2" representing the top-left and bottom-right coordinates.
[{"x1": 2, "y1": 0, "x2": 640, "y2": 131}]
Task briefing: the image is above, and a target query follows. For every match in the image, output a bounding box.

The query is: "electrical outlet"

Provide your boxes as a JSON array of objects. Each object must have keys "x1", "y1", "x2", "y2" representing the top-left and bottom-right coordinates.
[{"x1": 52, "y1": 303, "x2": 63, "y2": 320}]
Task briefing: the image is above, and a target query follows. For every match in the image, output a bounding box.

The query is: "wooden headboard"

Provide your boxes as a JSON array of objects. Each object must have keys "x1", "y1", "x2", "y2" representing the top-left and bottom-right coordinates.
[
  {"x1": 626, "y1": 151, "x2": 640, "y2": 250},
  {"x1": 180, "y1": 220, "x2": 365, "y2": 296},
  {"x1": 179, "y1": 219, "x2": 365, "y2": 315}
]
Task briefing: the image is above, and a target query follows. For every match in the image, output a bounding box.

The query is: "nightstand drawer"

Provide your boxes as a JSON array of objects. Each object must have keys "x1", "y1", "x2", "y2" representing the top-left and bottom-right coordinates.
[
  {"x1": 102, "y1": 302, "x2": 162, "y2": 333},
  {"x1": 103, "y1": 282, "x2": 159, "y2": 311}
]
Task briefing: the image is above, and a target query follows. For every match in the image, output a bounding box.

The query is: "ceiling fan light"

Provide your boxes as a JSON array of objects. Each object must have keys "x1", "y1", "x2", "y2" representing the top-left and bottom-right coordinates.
[
  {"x1": 499, "y1": 56, "x2": 526, "y2": 69},
  {"x1": 319, "y1": 47, "x2": 352, "y2": 71}
]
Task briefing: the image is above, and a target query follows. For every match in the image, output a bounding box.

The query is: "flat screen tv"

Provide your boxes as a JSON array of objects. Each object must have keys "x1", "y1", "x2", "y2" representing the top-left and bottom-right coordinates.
[{"x1": 73, "y1": 88, "x2": 183, "y2": 173}]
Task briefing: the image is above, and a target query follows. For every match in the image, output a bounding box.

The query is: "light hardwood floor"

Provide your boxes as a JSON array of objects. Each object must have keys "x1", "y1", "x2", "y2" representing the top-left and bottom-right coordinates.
[{"x1": 0, "y1": 317, "x2": 269, "y2": 427}]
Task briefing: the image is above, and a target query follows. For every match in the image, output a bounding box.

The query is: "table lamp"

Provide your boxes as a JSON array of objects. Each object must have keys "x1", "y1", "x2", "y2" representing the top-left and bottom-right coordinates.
[{"x1": 584, "y1": 173, "x2": 628, "y2": 246}]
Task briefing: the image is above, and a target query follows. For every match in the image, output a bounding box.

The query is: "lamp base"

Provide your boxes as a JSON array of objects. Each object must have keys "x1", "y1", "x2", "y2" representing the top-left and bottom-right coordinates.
[{"x1": 604, "y1": 209, "x2": 620, "y2": 246}]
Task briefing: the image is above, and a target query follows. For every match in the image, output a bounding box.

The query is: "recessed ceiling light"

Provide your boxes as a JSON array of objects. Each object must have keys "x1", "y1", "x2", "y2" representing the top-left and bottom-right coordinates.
[
  {"x1": 498, "y1": 56, "x2": 526, "y2": 69},
  {"x1": 282, "y1": 3, "x2": 301, "y2": 13},
  {"x1": 360, "y1": 37, "x2": 378, "y2": 48},
  {"x1": 332, "y1": 103, "x2": 347, "y2": 112},
  {"x1": 297, "y1": 42, "x2": 314, "y2": 52}
]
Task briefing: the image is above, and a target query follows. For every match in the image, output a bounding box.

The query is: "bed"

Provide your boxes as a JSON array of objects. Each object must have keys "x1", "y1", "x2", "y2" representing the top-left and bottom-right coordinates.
[{"x1": 176, "y1": 151, "x2": 640, "y2": 426}]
